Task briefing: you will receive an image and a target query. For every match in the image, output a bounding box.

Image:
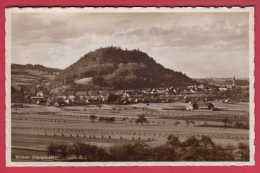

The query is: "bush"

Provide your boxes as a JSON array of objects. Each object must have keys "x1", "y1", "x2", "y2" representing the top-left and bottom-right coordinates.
[
  {"x1": 47, "y1": 143, "x2": 69, "y2": 159},
  {"x1": 109, "y1": 142, "x2": 152, "y2": 161},
  {"x1": 47, "y1": 143, "x2": 59, "y2": 156},
  {"x1": 135, "y1": 114, "x2": 148, "y2": 125},
  {"x1": 237, "y1": 143, "x2": 249, "y2": 161},
  {"x1": 178, "y1": 136, "x2": 234, "y2": 161},
  {"x1": 152, "y1": 144, "x2": 177, "y2": 161},
  {"x1": 89, "y1": 115, "x2": 97, "y2": 122},
  {"x1": 46, "y1": 135, "x2": 247, "y2": 161}
]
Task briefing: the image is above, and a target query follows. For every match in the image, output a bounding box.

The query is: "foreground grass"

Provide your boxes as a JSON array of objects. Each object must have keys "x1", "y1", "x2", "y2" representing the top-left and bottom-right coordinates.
[{"x1": 44, "y1": 135, "x2": 248, "y2": 162}]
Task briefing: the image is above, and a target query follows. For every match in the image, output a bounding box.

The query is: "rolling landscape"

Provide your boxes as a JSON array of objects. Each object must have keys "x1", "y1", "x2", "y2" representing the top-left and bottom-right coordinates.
[
  {"x1": 11, "y1": 47, "x2": 250, "y2": 162},
  {"x1": 8, "y1": 8, "x2": 252, "y2": 164}
]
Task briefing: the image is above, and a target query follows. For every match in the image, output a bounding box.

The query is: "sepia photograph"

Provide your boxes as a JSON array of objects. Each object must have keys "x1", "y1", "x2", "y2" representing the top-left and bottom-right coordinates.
[{"x1": 5, "y1": 7, "x2": 254, "y2": 166}]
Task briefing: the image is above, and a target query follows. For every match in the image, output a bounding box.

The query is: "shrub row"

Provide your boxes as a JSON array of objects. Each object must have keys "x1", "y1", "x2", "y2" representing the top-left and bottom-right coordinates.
[{"x1": 47, "y1": 135, "x2": 249, "y2": 161}]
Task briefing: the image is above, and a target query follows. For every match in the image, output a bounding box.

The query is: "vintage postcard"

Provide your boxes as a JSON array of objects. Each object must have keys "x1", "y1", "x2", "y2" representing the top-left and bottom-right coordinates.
[{"x1": 5, "y1": 7, "x2": 255, "y2": 166}]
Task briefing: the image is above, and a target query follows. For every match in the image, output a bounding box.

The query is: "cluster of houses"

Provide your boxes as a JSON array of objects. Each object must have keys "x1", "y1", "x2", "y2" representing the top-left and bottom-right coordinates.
[{"x1": 28, "y1": 82, "x2": 241, "y2": 107}]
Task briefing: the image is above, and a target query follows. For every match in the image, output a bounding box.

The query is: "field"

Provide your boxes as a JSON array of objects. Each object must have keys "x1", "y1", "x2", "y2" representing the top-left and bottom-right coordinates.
[{"x1": 11, "y1": 102, "x2": 249, "y2": 162}]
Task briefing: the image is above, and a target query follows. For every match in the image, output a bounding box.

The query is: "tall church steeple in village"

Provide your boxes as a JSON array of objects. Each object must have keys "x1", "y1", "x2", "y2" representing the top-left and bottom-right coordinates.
[{"x1": 232, "y1": 75, "x2": 236, "y2": 88}]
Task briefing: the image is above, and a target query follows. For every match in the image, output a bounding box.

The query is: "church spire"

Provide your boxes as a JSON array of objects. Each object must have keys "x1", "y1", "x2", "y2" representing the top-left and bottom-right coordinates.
[{"x1": 232, "y1": 75, "x2": 236, "y2": 87}]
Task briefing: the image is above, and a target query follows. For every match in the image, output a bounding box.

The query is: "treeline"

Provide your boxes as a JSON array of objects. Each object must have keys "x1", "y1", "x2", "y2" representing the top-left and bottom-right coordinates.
[
  {"x1": 12, "y1": 64, "x2": 61, "y2": 73},
  {"x1": 47, "y1": 135, "x2": 249, "y2": 161}
]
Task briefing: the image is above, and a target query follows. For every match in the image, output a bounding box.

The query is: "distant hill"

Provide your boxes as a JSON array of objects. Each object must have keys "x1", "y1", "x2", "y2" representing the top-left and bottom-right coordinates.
[
  {"x1": 11, "y1": 64, "x2": 61, "y2": 102},
  {"x1": 55, "y1": 47, "x2": 195, "y2": 90},
  {"x1": 196, "y1": 78, "x2": 249, "y2": 87},
  {"x1": 11, "y1": 64, "x2": 61, "y2": 87}
]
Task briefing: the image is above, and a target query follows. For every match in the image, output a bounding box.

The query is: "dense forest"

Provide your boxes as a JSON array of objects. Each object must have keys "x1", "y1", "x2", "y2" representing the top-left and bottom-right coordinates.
[{"x1": 56, "y1": 47, "x2": 195, "y2": 89}]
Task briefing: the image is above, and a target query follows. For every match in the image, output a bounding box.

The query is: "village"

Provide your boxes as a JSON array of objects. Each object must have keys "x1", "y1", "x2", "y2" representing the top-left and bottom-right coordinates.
[{"x1": 24, "y1": 77, "x2": 248, "y2": 112}]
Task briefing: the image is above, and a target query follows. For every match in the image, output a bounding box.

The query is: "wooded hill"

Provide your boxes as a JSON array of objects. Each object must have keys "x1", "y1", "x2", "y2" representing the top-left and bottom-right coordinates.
[
  {"x1": 11, "y1": 64, "x2": 61, "y2": 87},
  {"x1": 55, "y1": 47, "x2": 195, "y2": 89}
]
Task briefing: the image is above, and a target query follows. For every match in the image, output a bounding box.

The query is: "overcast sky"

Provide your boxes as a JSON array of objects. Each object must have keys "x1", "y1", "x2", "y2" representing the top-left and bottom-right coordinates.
[{"x1": 10, "y1": 11, "x2": 250, "y2": 78}]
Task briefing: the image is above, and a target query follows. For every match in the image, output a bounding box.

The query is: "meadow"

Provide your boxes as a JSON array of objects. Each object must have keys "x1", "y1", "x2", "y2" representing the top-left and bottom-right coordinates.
[{"x1": 11, "y1": 102, "x2": 249, "y2": 161}]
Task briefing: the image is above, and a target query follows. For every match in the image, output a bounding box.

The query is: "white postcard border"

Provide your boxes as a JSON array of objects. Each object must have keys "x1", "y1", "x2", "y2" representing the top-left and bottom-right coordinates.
[{"x1": 5, "y1": 6, "x2": 255, "y2": 167}]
